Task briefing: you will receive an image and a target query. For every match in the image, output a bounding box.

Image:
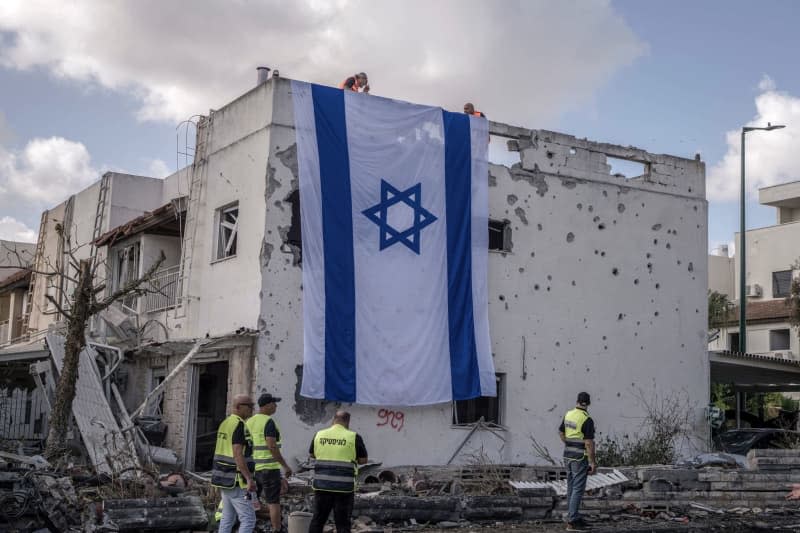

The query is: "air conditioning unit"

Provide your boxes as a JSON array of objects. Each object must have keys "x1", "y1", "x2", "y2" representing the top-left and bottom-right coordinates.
[{"x1": 745, "y1": 284, "x2": 763, "y2": 298}]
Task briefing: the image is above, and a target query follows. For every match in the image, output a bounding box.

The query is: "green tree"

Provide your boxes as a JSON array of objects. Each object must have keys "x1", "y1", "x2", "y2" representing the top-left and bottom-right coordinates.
[{"x1": 708, "y1": 290, "x2": 734, "y2": 329}]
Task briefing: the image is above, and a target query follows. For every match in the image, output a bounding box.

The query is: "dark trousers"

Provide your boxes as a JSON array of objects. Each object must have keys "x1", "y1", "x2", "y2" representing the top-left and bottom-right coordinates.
[
  {"x1": 308, "y1": 490, "x2": 354, "y2": 533},
  {"x1": 566, "y1": 457, "x2": 590, "y2": 523}
]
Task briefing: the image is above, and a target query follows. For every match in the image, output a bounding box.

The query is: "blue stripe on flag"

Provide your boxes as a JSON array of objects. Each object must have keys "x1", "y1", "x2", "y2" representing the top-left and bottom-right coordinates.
[
  {"x1": 311, "y1": 84, "x2": 356, "y2": 402},
  {"x1": 443, "y1": 111, "x2": 481, "y2": 400}
]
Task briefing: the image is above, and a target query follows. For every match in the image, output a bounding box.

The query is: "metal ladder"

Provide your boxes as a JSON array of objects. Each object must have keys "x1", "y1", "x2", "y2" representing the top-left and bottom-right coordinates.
[
  {"x1": 174, "y1": 115, "x2": 210, "y2": 318},
  {"x1": 22, "y1": 211, "x2": 48, "y2": 337},
  {"x1": 88, "y1": 173, "x2": 111, "y2": 265},
  {"x1": 55, "y1": 196, "x2": 75, "y2": 320}
]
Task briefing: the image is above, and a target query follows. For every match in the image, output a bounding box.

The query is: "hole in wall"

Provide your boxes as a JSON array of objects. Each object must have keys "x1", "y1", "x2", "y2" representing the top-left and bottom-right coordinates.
[
  {"x1": 607, "y1": 156, "x2": 648, "y2": 179},
  {"x1": 488, "y1": 135, "x2": 522, "y2": 166}
]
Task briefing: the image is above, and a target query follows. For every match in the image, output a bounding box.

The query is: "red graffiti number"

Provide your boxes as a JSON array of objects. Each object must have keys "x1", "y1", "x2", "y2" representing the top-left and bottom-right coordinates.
[{"x1": 376, "y1": 409, "x2": 405, "y2": 431}]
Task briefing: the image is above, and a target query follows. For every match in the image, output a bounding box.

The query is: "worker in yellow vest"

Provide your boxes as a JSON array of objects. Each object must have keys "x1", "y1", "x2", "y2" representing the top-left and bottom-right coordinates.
[
  {"x1": 246, "y1": 393, "x2": 293, "y2": 533},
  {"x1": 308, "y1": 411, "x2": 368, "y2": 533},
  {"x1": 211, "y1": 394, "x2": 257, "y2": 533},
  {"x1": 558, "y1": 392, "x2": 597, "y2": 532}
]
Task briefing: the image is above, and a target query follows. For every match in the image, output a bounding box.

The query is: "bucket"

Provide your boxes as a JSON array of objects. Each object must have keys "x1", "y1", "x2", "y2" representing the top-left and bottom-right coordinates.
[{"x1": 288, "y1": 511, "x2": 313, "y2": 533}]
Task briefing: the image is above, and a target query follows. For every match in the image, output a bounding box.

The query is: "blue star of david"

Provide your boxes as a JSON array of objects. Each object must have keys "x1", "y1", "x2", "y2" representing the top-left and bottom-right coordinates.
[{"x1": 362, "y1": 179, "x2": 438, "y2": 254}]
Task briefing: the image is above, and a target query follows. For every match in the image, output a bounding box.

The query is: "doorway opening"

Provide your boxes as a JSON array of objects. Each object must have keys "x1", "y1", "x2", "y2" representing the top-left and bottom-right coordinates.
[{"x1": 187, "y1": 361, "x2": 229, "y2": 471}]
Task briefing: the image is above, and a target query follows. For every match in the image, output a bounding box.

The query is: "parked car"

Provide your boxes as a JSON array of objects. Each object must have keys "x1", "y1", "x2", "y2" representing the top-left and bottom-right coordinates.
[{"x1": 715, "y1": 428, "x2": 800, "y2": 455}]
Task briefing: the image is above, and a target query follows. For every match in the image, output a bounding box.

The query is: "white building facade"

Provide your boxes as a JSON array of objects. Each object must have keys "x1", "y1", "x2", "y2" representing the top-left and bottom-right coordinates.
[
  {"x1": 2, "y1": 76, "x2": 710, "y2": 468},
  {"x1": 708, "y1": 181, "x2": 800, "y2": 360}
]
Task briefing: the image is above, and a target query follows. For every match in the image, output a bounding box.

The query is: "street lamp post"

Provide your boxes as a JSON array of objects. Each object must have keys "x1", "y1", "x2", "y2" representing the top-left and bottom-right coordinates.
[
  {"x1": 736, "y1": 123, "x2": 784, "y2": 430},
  {"x1": 738, "y1": 123, "x2": 785, "y2": 354}
]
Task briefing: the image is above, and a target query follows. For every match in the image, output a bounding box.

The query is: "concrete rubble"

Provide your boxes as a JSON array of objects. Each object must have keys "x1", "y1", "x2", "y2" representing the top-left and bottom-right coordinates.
[{"x1": 3, "y1": 448, "x2": 800, "y2": 531}]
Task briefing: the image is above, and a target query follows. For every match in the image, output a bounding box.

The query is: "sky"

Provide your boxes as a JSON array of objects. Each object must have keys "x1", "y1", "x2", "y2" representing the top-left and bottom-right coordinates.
[{"x1": 1, "y1": 0, "x2": 799, "y2": 253}]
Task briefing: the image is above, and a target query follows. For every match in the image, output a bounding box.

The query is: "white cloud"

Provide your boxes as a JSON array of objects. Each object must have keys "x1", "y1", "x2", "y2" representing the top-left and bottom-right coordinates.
[
  {"x1": 0, "y1": 1, "x2": 646, "y2": 125},
  {"x1": 707, "y1": 79, "x2": 798, "y2": 202},
  {"x1": 146, "y1": 158, "x2": 170, "y2": 179},
  {"x1": 758, "y1": 74, "x2": 776, "y2": 92},
  {"x1": 0, "y1": 216, "x2": 37, "y2": 242},
  {"x1": 0, "y1": 136, "x2": 98, "y2": 205}
]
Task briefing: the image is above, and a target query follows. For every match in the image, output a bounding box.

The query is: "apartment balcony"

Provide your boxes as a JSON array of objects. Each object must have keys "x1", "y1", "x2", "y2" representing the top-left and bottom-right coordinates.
[{"x1": 142, "y1": 265, "x2": 181, "y2": 314}]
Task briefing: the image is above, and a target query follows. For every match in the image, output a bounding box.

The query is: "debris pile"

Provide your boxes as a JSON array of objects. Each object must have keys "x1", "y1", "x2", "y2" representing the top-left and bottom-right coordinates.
[
  {"x1": 3, "y1": 448, "x2": 800, "y2": 531},
  {"x1": 0, "y1": 450, "x2": 211, "y2": 532}
]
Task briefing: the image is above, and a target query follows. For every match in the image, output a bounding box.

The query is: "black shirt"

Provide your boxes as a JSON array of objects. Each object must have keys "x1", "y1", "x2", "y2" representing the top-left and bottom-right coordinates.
[
  {"x1": 265, "y1": 419, "x2": 280, "y2": 441},
  {"x1": 558, "y1": 408, "x2": 595, "y2": 440},
  {"x1": 309, "y1": 433, "x2": 368, "y2": 461},
  {"x1": 231, "y1": 420, "x2": 247, "y2": 445}
]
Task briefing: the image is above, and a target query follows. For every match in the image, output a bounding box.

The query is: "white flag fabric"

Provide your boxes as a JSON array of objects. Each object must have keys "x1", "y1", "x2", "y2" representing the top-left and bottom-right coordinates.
[{"x1": 293, "y1": 80, "x2": 495, "y2": 406}]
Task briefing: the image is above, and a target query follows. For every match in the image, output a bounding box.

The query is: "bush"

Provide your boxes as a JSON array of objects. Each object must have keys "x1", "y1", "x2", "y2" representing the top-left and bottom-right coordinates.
[{"x1": 595, "y1": 390, "x2": 693, "y2": 467}]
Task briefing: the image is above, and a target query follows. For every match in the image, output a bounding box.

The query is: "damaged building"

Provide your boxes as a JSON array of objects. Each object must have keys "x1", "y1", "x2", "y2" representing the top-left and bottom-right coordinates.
[{"x1": 0, "y1": 75, "x2": 709, "y2": 470}]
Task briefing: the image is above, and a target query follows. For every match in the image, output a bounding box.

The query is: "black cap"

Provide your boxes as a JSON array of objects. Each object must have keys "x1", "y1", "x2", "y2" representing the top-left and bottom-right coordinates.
[
  {"x1": 577, "y1": 392, "x2": 591, "y2": 406},
  {"x1": 258, "y1": 393, "x2": 282, "y2": 406}
]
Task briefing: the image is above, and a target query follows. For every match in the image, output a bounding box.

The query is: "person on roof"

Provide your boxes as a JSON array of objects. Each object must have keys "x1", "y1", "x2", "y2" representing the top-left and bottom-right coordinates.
[
  {"x1": 463, "y1": 102, "x2": 485, "y2": 118},
  {"x1": 340, "y1": 72, "x2": 370, "y2": 93}
]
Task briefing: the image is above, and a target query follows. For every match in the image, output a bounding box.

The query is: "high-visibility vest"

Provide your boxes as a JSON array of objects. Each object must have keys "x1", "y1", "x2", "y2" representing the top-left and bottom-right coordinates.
[
  {"x1": 214, "y1": 500, "x2": 223, "y2": 522},
  {"x1": 247, "y1": 413, "x2": 282, "y2": 471},
  {"x1": 312, "y1": 424, "x2": 357, "y2": 493},
  {"x1": 211, "y1": 414, "x2": 254, "y2": 488},
  {"x1": 471, "y1": 111, "x2": 485, "y2": 117},
  {"x1": 339, "y1": 76, "x2": 362, "y2": 92},
  {"x1": 562, "y1": 408, "x2": 590, "y2": 462}
]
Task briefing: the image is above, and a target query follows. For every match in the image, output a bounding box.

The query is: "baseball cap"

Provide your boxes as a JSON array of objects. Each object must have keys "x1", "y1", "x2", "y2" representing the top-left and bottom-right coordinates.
[
  {"x1": 258, "y1": 393, "x2": 282, "y2": 406},
  {"x1": 577, "y1": 392, "x2": 591, "y2": 405}
]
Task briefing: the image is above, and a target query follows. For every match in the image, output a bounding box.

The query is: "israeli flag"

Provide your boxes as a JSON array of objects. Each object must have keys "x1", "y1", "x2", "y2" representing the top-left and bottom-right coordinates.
[{"x1": 293, "y1": 81, "x2": 495, "y2": 406}]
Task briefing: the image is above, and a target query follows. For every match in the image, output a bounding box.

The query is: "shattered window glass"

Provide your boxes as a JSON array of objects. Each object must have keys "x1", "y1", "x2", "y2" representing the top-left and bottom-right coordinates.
[{"x1": 215, "y1": 203, "x2": 239, "y2": 260}]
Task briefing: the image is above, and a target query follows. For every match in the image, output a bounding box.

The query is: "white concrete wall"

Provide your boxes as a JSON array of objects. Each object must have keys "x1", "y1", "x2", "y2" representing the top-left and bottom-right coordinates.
[
  {"x1": 248, "y1": 77, "x2": 710, "y2": 467},
  {"x1": 140, "y1": 234, "x2": 181, "y2": 270},
  {"x1": 710, "y1": 321, "x2": 799, "y2": 359},
  {"x1": 161, "y1": 167, "x2": 191, "y2": 204},
  {"x1": 108, "y1": 174, "x2": 164, "y2": 229},
  {"x1": 734, "y1": 221, "x2": 800, "y2": 301},
  {"x1": 24, "y1": 173, "x2": 166, "y2": 337},
  {"x1": 177, "y1": 83, "x2": 273, "y2": 339},
  {"x1": 709, "y1": 254, "x2": 734, "y2": 298}
]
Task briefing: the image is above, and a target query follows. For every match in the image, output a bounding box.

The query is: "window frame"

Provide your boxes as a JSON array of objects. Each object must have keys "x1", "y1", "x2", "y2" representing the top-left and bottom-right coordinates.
[
  {"x1": 452, "y1": 374, "x2": 505, "y2": 427},
  {"x1": 213, "y1": 202, "x2": 240, "y2": 262},
  {"x1": 769, "y1": 329, "x2": 791, "y2": 352},
  {"x1": 489, "y1": 219, "x2": 512, "y2": 253},
  {"x1": 772, "y1": 270, "x2": 793, "y2": 298},
  {"x1": 728, "y1": 332, "x2": 740, "y2": 352},
  {"x1": 113, "y1": 242, "x2": 141, "y2": 310}
]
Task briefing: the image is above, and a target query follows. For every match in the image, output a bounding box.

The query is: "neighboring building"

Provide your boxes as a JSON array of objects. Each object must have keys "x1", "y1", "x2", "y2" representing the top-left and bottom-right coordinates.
[
  {"x1": 708, "y1": 180, "x2": 800, "y2": 360},
  {"x1": 1, "y1": 76, "x2": 710, "y2": 467},
  {"x1": 0, "y1": 240, "x2": 35, "y2": 346}
]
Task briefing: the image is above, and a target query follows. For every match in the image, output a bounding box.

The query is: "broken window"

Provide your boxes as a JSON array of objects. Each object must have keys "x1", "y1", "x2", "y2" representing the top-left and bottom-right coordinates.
[
  {"x1": 114, "y1": 243, "x2": 140, "y2": 310},
  {"x1": 772, "y1": 270, "x2": 793, "y2": 298},
  {"x1": 770, "y1": 329, "x2": 791, "y2": 351},
  {"x1": 452, "y1": 374, "x2": 503, "y2": 425},
  {"x1": 146, "y1": 366, "x2": 166, "y2": 416},
  {"x1": 214, "y1": 202, "x2": 239, "y2": 261},
  {"x1": 489, "y1": 219, "x2": 511, "y2": 252}
]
